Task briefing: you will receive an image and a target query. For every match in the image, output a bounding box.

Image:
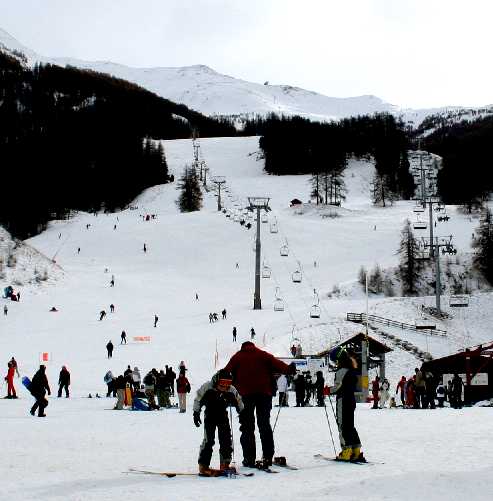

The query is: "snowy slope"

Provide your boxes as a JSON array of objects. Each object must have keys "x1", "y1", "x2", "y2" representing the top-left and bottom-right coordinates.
[
  {"x1": 2, "y1": 27, "x2": 491, "y2": 127},
  {"x1": 1, "y1": 135, "x2": 492, "y2": 500}
]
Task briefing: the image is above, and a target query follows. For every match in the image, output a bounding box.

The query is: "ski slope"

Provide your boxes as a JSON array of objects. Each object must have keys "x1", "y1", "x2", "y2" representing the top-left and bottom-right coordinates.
[{"x1": 1, "y1": 136, "x2": 492, "y2": 501}]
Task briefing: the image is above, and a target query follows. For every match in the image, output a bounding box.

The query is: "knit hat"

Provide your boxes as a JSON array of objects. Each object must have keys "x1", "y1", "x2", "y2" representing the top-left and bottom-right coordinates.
[{"x1": 329, "y1": 346, "x2": 347, "y2": 363}]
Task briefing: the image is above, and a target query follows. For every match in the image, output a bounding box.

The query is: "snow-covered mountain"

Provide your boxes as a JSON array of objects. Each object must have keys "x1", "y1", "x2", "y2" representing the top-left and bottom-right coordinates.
[{"x1": 1, "y1": 27, "x2": 492, "y2": 127}]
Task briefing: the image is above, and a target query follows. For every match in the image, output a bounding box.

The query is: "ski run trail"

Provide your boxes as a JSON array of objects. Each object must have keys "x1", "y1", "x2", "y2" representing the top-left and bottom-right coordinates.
[{"x1": 1, "y1": 136, "x2": 492, "y2": 501}]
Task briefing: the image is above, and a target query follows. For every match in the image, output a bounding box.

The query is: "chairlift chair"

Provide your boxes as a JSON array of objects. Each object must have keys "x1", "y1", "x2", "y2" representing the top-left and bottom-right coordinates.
[
  {"x1": 292, "y1": 270, "x2": 302, "y2": 283},
  {"x1": 413, "y1": 220, "x2": 427, "y2": 230},
  {"x1": 309, "y1": 292, "x2": 321, "y2": 318},
  {"x1": 280, "y1": 244, "x2": 289, "y2": 257},
  {"x1": 262, "y1": 264, "x2": 271, "y2": 279},
  {"x1": 270, "y1": 221, "x2": 278, "y2": 233},
  {"x1": 413, "y1": 205, "x2": 425, "y2": 213},
  {"x1": 449, "y1": 295, "x2": 469, "y2": 308},
  {"x1": 261, "y1": 213, "x2": 268, "y2": 223},
  {"x1": 273, "y1": 287, "x2": 285, "y2": 311}
]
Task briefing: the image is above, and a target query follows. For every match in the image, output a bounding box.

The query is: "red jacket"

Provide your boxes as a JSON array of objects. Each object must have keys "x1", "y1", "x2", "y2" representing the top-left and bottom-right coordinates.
[
  {"x1": 224, "y1": 342, "x2": 293, "y2": 396},
  {"x1": 176, "y1": 375, "x2": 190, "y2": 394}
]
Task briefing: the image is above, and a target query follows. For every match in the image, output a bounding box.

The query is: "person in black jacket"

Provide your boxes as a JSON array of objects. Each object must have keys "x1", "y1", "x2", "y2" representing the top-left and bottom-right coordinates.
[
  {"x1": 193, "y1": 369, "x2": 244, "y2": 476},
  {"x1": 57, "y1": 366, "x2": 70, "y2": 398},
  {"x1": 315, "y1": 371, "x2": 325, "y2": 407},
  {"x1": 106, "y1": 341, "x2": 114, "y2": 358},
  {"x1": 29, "y1": 365, "x2": 51, "y2": 417},
  {"x1": 328, "y1": 347, "x2": 365, "y2": 462}
]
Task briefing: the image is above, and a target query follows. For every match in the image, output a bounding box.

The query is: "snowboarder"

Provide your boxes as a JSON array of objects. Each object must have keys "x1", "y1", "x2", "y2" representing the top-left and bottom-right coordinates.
[
  {"x1": 232, "y1": 327, "x2": 237, "y2": 342},
  {"x1": 193, "y1": 369, "x2": 244, "y2": 476},
  {"x1": 221, "y1": 309, "x2": 227, "y2": 320},
  {"x1": 106, "y1": 340, "x2": 114, "y2": 358},
  {"x1": 176, "y1": 371, "x2": 191, "y2": 413},
  {"x1": 154, "y1": 314, "x2": 158, "y2": 328},
  {"x1": 224, "y1": 341, "x2": 296, "y2": 467},
  {"x1": 99, "y1": 310, "x2": 106, "y2": 321},
  {"x1": 5, "y1": 361, "x2": 17, "y2": 398},
  {"x1": 120, "y1": 331, "x2": 127, "y2": 344},
  {"x1": 250, "y1": 327, "x2": 256, "y2": 340},
  {"x1": 29, "y1": 365, "x2": 51, "y2": 417},
  {"x1": 110, "y1": 304, "x2": 115, "y2": 313},
  {"x1": 328, "y1": 347, "x2": 365, "y2": 462},
  {"x1": 57, "y1": 366, "x2": 70, "y2": 398}
]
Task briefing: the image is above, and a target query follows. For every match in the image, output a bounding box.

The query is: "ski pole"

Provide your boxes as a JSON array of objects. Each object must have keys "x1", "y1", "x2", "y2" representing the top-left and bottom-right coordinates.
[
  {"x1": 229, "y1": 405, "x2": 237, "y2": 478},
  {"x1": 327, "y1": 394, "x2": 337, "y2": 421},
  {"x1": 272, "y1": 401, "x2": 282, "y2": 433},
  {"x1": 323, "y1": 399, "x2": 338, "y2": 457}
]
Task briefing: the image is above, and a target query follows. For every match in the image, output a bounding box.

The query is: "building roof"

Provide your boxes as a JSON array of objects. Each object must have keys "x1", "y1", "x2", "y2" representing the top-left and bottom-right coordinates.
[{"x1": 317, "y1": 332, "x2": 392, "y2": 358}]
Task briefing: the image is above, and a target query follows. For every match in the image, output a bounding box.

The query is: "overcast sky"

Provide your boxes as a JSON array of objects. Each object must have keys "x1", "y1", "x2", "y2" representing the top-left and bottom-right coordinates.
[{"x1": 2, "y1": 0, "x2": 492, "y2": 108}]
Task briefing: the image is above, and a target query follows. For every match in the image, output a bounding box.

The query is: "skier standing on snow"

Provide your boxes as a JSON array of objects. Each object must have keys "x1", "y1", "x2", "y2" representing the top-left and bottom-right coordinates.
[
  {"x1": 328, "y1": 347, "x2": 365, "y2": 462},
  {"x1": 154, "y1": 314, "x2": 158, "y2": 328},
  {"x1": 276, "y1": 374, "x2": 288, "y2": 407},
  {"x1": 315, "y1": 371, "x2": 325, "y2": 407},
  {"x1": 232, "y1": 327, "x2": 237, "y2": 342},
  {"x1": 99, "y1": 310, "x2": 106, "y2": 321},
  {"x1": 379, "y1": 378, "x2": 390, "y2": 408},
  {"x1": 176, "y1": 370, "x2": 191, "y2": 413},
  {"x1": 224, "y1": 341, "x2": 295, "y2": 468},
  {"x1": 29, "y1": 365, "x2": 51, "y2": 417},
  {"x1": 451, "y1": 374, "x2": 464, "y2": 409},
  {"x1": 250, "y1": 327, "x2": 256, "y2": 340},
  {"x1": 193, "y1": 369, "x2": 244, "y2": 476},
  {"x1": 414, "y1": 368, "x2": 426, "y2": 408},
  {"x1": 395, "y1": 376, "x2": 406, "y2": 407},
  {"x1": 106, "y1": 340, "x2": 114, "y2": 358},
  {"x1": 221, "y1": 309, "x2": 227, "y2": 320},
  {"x1": 5, "y1": 361, "x2": 17, "y2": 398},
  {"x1": 120, "y1": 331, "x2": 127, "y2": 344},
  {"x1": 131, "y1": 367, "x2": 141, "y2": 392},
  {"x1": 294, "y1": 372, "x2": 306, "y2": 407},
  {"x1": 3, "y1": 305, "x2": 7, "y2": 316},
  {"x1": 57, "y1": 366, "x2": 70, "y2": 398},
  {"x1": 371, "y1": 376, "x2": 380, "y2": 409}
]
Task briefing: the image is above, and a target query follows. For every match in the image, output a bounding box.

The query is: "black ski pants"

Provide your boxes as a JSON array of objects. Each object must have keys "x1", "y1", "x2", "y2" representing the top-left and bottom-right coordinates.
[
  {"x1": 31, "y1": 393, "x2": 48, "y2": 416},
  {"x1": 239, "y1": 393, "x2": 274, "y2": 463},
  {"x1": 336, "y1": 396, "x2": 361, "y2": 450},
  {"x1": 198, "y1": 412, "x2": 232, "y2": 467},
  {"x1": 58, "y1": 383, "x2": 69, "y2": 398}
]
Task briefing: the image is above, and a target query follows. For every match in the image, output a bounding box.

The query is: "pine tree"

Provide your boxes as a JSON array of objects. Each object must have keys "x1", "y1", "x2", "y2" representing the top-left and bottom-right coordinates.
[
  {"x1": 368, "y1": 264, "x2": 384, "y2": 293},
  {"x1": 398, "y1": 219, "x2": 422, "y2": 295},
  {"x1": 371, "y1": 173, "x2": 395, "y2": 207},
  {"x1": 176, "y1": 167, "x2": 203, "y2": 212},
  {"x1": 472, "y1": 208, "x2": 493, "y2": 283}
]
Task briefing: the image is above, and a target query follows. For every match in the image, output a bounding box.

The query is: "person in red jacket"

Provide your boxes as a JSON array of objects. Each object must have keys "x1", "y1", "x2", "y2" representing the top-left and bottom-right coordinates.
[
  {"x1": 176, "y1": 371, "x2": 191, "y2": 413},
  {"x1": 5, "y1": 361, "x2": 17, "y2": 398},
  {"x1": 224, "y1": 341, "x2": 295, "y2": 468},
  {"x1": 395, "y1": 376, "x2": 406, "y2": 407},
  {"x1": 371, "y1": 376, "x2": 380, "y2": 409}
]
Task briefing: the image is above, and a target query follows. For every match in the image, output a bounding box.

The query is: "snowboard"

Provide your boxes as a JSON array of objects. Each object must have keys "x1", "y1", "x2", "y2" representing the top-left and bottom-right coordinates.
[{"x1": 22, "y1": 376, "x2": 31, "y2": 391}]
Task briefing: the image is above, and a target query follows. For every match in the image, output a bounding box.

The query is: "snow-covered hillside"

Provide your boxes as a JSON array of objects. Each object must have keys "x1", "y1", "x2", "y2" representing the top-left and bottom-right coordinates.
[
  {"x1": 2, "y1": 27, "x2": 491, "y2": 127},
  {"x1": 1, "y1": 135, "x2": 492, "y2": 500}
]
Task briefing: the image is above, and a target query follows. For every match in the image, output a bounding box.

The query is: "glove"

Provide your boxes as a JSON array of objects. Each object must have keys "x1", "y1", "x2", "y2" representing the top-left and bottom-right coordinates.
[{"x1": 193, "y1": 411, "x2": 202, "y2": 427}]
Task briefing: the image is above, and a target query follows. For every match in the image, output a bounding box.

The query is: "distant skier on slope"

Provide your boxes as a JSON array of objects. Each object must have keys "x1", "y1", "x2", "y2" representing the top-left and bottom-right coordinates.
[{"x1": 193, "y1": 369, "x2": 243, "y2": 476}]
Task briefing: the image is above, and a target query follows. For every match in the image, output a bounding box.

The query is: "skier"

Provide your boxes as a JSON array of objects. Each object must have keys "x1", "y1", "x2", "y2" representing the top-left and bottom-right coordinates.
[
  {"x1": 110, "y1": 278, "x2": 115, "y2": 287},
  {"x1": 5, "y1": 361, "x2": 17, "y2": 398},
  {"x1": 196, "y1": 293, "x2": 199, "y2": 301},
  {"x1": 414, "y1": 368, "x2": 426, "y2": 408},
  {"x1": 57, "y1": 366, "x2": 70, "y2": 398},
  {"x1": 424, "y1": 371, "x2": 436, "y2": 409},
  {"x1": 371, "y1": 376, "x2": 380, "y2": 409},
  {"x1": 328, "y1": 347, "x2": 365, "y2": 462},
  {"x1": 154, "y1": 314, "x2": 158, "y2": 328},
  {"x1": 104, "y1": 370, "x2": 116, "y2": 397},
  {"x1": 99, "y1": 310, "x2": 106, "y2": 321},
  {"x1": 213, "y1": 313, "x2": 218, "y2": 322},
  {"x1": 10, "y1": 357, "x2": 20, "y2": 377},
  {"x1": 379, "y1": 378, "x2": 390, "y2": 408},
  {"x1": 193, "y1": 369, "x2": 244, "y2": 476},
  {"x1": 277, "y1": 374, "x2": 288, "y2": 407},
  {"x1": 395, "y1": 376, "x2": 407, "y2": 407},
  {"x1": 106, "y1": 340, "x2": 114, "y2": 358},
  {"x1": 209, "y1": 313, "x2": 213, "y2": 324},
  {"x1": 110, "y1": 304, "x2": 115, "y2": 313},
  {"x1": 77, "y1": 247, "x2": 80, "y2": 254},
  {"x1": 224, "y1": 341, "x2": 296, "y2": 467},
  {"x1": 131, "y1": 366, "x2": 141, "y2": 392},
  {"x1": 315, "y1": 371, "x2": 325, "y2": 407},
  {"x1": 451, "y1": 374, "x2": 464, "y2": 409},
  {"x1": 294, "y1": 372, "x2": 306, "y2": 407},
  {"x1": 3, "y1": 305, "x2": 7, "y2": 316},
  {"x1": 29, "y1": 365, "x2": 51, "y2": 417},
  {"x1": 221, "y1": 308, "x2": 227, "y2": 320},
  {"x1": 250, "y1": 327, "x2": 256, "y2": 340},
  {"x1": 176, "y1": 371, "x2": 191, "y2": 413},
  {"x1": 143, "y1": 243, "x2": 147, "y2": 253},
  {"x1": 120, "y1": 330, "x2": 127, "y2": 344}
]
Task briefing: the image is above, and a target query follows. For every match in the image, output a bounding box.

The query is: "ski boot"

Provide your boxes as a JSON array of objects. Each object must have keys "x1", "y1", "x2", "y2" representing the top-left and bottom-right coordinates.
[
  {"x1": 255, "y1": 459, "x2": 272, "y2": 470},
  {"x1": 199, "y1": 464, "x2": 221, "y2": 477},
  {"x1": 220, "y1": 462, "x2": 237, "y2": 477},
  {"x1": 273, "y1": 456, "x2": 287, "y2": 467},
  {"x1": 350, "y1": 447, "x2": 367, "y2": 463},
  {"x1": 335, "y1": 448, "x2": 352, "y2": 461}
]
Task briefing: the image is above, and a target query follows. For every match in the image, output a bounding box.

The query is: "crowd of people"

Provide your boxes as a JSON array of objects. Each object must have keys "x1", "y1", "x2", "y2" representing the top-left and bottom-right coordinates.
[{"x1": 371, "y1": 369, "x2": 465, "y2": 409}]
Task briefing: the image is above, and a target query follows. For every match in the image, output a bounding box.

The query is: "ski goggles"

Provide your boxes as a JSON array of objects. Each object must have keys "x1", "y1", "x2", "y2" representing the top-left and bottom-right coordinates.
[{"x1": 217, "y1": 378, "x2": 233, "y2": 389}]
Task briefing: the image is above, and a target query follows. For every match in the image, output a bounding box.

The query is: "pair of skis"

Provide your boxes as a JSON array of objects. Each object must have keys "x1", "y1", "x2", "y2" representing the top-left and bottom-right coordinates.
[
  {"x1": 314, "y1": 453, "x2": 383, "y2": 465},
  {"x1": 127, "y1": 467, "x2": 254, "y2": 478}
]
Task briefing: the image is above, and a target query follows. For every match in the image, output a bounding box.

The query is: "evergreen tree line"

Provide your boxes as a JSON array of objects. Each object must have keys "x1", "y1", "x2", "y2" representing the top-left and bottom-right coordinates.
[
  {"x1": 422, "y1": 115, "x2": 493, "y2": 210},
  {"x1": 0, "y1": 51, "x2": 235, "y2": 239},
  {"x1": 249, "y1": 113, "x2": 414, "y2": 203}
]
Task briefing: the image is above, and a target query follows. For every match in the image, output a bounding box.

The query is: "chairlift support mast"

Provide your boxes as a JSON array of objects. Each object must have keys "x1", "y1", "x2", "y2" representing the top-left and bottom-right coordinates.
[
  {"x1": 212, "y1": 176, "x2": 226, "y2": 211},
  {"x1": 248, "y1": 197, "x2": 271, "y2": 310}
]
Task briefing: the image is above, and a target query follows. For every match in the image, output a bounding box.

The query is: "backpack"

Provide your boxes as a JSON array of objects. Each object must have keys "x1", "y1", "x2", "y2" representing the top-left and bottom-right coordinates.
[{"x1": 143, "y1": 373, "x2": 154, "y2": 386}]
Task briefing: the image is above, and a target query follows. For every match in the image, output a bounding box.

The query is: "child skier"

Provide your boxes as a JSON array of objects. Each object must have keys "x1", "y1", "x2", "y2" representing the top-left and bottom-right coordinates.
[
  {"x1": 193, "y1": 369, "x2": 244, "y2": 476},
  {"x1": 328, "y1": 346, "x2": 365, "y2": 462}
]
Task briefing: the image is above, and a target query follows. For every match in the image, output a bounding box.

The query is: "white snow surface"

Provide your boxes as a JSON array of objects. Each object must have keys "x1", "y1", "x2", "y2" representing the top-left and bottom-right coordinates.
[{"x1": 1, "y1": 136, "x2": 493, "y2": 500}]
